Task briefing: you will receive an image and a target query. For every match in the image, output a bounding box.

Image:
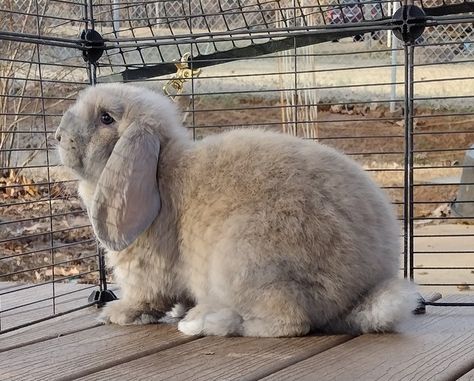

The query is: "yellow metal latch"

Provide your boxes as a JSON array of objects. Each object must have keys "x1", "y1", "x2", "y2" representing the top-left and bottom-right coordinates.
[{"x1": 163, "y1": 52, "x2": 201, "y2": 99}]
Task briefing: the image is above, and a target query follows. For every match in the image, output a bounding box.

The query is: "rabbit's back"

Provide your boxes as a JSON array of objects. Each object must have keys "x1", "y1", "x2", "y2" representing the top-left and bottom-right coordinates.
[{"x1": 178, "y1": 129, "x2": 400, "y2": 322}]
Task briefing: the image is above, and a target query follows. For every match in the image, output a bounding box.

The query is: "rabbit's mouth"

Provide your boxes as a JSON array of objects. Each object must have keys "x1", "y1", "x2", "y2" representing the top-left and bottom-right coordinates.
[{"x1": 57, "y1": 143, "x2": 84, "y2": 175}]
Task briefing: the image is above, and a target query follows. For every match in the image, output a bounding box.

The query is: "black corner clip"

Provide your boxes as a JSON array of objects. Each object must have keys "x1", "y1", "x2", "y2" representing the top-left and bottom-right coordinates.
[
  {"x1": 80, "y1": 29, "x2": 105, "y2": 64},
  {"x1": 89, "y1": 289, "x2": 118, "y2": 307},
  {"x1": 412, "y1": 292, "x2": 443, "y2": 315},
  {"x1": 393, "y1": 5, "x2": 427, "y2": 43}
]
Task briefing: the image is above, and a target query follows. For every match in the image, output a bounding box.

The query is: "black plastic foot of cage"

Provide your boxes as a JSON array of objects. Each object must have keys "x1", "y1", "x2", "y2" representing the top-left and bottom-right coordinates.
[
  {"x1": 88, "y1": 289, "x2": 118, "y2": 308},
  {"x1": 413, "y1": 294, "x2": 427, "y2": 315},
  {"x1": 412, "y1": 292, "x2": 443, "y2": 315}
]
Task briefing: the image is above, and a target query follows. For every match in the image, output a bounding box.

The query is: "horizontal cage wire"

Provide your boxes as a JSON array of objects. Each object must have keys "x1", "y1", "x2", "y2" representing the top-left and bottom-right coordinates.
[
  {"x1": 1, "y1": 0, "x2": 474, "y2": 333},
  {"x1": 85, "y1": 0, "x2": 474, "y2": 80},
  {"x1": 0, "y1": 0, "x2": 108, "y2": 333}
]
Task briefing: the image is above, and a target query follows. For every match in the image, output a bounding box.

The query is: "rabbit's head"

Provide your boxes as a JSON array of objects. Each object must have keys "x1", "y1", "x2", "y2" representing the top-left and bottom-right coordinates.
[{"x1": 56, "y1": 83, "x2": 185, "y2": 251}]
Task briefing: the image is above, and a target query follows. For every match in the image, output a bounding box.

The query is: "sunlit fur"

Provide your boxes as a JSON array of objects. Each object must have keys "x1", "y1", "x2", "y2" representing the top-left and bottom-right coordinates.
[{"x1": 56, "y1": 83, "x2": 418, "y2": 337}]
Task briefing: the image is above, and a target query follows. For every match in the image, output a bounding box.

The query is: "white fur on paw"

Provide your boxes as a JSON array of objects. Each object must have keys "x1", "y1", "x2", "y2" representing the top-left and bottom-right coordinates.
[
  {"x1": 178, "y1": 318, "x2": 204, "y2": 336},
  {"x1": 159, "y1": 303, "x2": 188, "y2": 324},
  {"x1": 170, "y1": 303, "x2": 187, "y2": 318},
  {"x1": 203, "y1": 309, "x2": 243, "y2": 336}
]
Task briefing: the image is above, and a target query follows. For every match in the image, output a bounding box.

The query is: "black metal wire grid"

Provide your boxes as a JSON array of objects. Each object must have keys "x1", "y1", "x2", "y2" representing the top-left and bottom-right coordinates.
[
  {"x1": 0, "y1": 0, "x2": 107, "y2": 334},
  {"x1": 90, "y1": 0, "x2": 473, "y2": 81},
  {"x1": 1, "y1": 0, "x2": 474, "y2": 334}
]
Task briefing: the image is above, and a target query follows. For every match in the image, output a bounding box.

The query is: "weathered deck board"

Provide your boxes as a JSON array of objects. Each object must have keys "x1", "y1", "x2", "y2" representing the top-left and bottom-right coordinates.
[
  {"x1": 261, "y1": 296, "x2": 474, "y2": 381},
  {"x1": 0, "y1": 282, "x2": 116, "y2": 332},
  {"x1": 76, "y1": 334, "x2": 352, "y2": 381},
  {"x1": 0, "y1": 291, "x2": 472, "y2": 381},
  {"x1": 0, "y1": 307, "x2": 100, "y2": 352},
  {"x1": 0, "y1": 324, "x2": 197, "y2": 381},
  {"x1": 0, "y1": 282, "x2": 95, "y2": 330}
]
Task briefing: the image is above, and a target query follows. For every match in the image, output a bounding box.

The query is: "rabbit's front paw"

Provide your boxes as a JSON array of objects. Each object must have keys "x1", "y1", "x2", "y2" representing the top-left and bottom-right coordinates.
[
  {"x1": 98, "y1": 301, "x2": 163, "y2": 325},
  {"x1": 177, "y1": 303, "x2": 210, "y2": 335}
]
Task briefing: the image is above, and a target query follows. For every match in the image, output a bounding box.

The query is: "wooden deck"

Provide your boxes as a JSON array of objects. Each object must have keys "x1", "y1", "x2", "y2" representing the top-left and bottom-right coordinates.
[{"x1": 1, "y1": 286, "x2": 473, "y2": 381}]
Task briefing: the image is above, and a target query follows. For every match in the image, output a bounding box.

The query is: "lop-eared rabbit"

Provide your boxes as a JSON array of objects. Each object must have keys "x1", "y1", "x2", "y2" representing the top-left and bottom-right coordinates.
[{"x1": 56, "y1": 83, "x2": 417, "y2": 337}]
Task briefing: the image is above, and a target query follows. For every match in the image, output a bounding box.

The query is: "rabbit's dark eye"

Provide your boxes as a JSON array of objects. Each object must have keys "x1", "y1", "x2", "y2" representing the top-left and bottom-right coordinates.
[{"x1": 100, "y1": 112, "x2": 114, "y2": 125}]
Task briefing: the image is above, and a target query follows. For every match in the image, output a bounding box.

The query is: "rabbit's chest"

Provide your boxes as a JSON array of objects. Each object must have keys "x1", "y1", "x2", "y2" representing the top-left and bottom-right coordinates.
[{"x1": 179, "y1": 237, "x2": 212, "y2": 300}]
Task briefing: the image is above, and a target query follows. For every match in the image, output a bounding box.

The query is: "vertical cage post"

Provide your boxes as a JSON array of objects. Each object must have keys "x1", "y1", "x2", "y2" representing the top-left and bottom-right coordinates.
[
  {"x1": 86, "y1": 0, "x2": 97, "y2": 85},
  {"x1": 293, "y1": 0, "x2": 298, "y2": 137},
  {"x1": 189, "y1": 0, "x2": 196, "y2": 141},
  {"x1": 112, "y1": 0, "x2": 121, "y2": 36},
  {"x1": 390, "y1": 1, "x2": 400, "y2": 113},
  {"x1": 83, "y1": 0, "x2": 117, "y2": 306},
  {"x1": 393, "y1": 3, "x2": 425, "y2": 279},
  {"x1": 33, "y1": 0, "x2": 57, "y2": 314},
  {"x1": 403, "y1": 42, "x2": 415, "y2": 280}
]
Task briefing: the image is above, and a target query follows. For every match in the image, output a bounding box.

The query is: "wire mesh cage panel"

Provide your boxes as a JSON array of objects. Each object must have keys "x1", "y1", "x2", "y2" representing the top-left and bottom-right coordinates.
[
  {"x1": 94, "y1": 0, "x2": 474, "y2": 300},
  {"x1": 1, "y1": 0, "x2": 474, "y2": 333},
  {"x1": 0, "y1": 0, "x2": 105, "y2": 333},
  {"x1": 87, "y1": 0, "x2": 474, "y2": 79}
]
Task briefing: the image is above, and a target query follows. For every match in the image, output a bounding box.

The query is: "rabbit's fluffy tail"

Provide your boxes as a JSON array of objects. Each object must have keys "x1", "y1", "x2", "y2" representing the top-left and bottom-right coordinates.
[{"x1": 342, "y1": 278, "x2": 418, "y2": 334}]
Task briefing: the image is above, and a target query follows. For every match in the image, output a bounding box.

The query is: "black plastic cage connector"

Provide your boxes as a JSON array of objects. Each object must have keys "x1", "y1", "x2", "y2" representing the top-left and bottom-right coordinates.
[
  {"x1": 81, "y1": 29, "x2": 105, "y2": 64},
  {"x1": 392, "y1": 5, "x2": 427, "y2": 43}
]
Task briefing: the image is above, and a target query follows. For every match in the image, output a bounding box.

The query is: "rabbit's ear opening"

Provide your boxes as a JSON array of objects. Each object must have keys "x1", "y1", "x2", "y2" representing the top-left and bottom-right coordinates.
[{"x1": 90, "y1": 122, "x2": 161, "y2": 251}]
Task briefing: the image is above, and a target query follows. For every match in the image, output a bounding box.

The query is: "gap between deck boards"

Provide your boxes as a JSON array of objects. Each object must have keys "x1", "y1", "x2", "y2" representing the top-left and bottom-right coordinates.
[
  {"x1": 0, "y1": 309, "x2": 103, "y2": 353},
  {"x1": 72, "y1": 334, "x2": 354, "y2": 381},
  {"x1": 458, "y1": 367, "x2": 474, "y2": 381},
  {"x1": 0, "y1": 306, "x2": 355, "y2": 381},
  {"x1": 58, "y1": 334, "x2": 203, "y2": 381},
  {"x1": 455, "y1": 363, "x2": 474, "y2": 381},
  {"x1": 1, "y1": 295, "x2": 473, "y2": 381}
]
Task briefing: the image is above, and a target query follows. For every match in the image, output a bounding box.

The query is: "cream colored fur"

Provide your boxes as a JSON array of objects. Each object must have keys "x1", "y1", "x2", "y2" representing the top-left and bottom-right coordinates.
[{"x1": 56, "y1": 83, "x2": 418, "y2": 337}]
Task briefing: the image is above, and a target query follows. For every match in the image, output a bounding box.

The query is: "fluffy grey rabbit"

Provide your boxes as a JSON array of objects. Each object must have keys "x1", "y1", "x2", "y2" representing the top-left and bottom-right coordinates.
[{"x1": 56, "y1": 83, "x2": 417, "y2": 337}]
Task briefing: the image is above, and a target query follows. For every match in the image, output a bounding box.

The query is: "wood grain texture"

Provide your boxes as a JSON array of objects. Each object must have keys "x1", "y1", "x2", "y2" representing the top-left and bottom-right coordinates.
[
  {"x1": 0, "y1": 322, "x2": 197, "y2": 381},
  {"x1": 76, "y1": 334, "x2": 352, "y2": 381},
  {"x1": 0, "y1": 282, "x2": 119, "y2": 332},
  {"x1": 261, "y1": 296, "x2": 474, "y2": 381},
  {"x1": 1, "y1": 293, "x2": 472, "y2": 381},
  {"x1": 0, "y1": 282, "x2": 97, "y2": 331},
  {"x1": 458, "y1": 368, "x2": 474, "y2": 381},
  {"x1": 0, "y1": 307, "x2": 100, "y2": 352}
]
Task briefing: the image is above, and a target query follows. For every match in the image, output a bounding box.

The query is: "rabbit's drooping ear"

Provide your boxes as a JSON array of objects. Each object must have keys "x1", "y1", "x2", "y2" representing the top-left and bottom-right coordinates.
[{"x1": 90, "y1": 122, "x2": 161, "y2": 251}]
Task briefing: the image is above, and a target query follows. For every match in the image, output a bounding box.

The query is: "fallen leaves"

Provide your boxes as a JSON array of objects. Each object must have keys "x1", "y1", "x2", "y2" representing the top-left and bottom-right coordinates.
[
  {"x1": 0, "y1": 170, "x2": 70, "y2": 201},
  {"x1": 1, "y1": 170, "x2": 102, "y2": 285},
  {"x1": 1, "y1": 171, "x2": 40, "y2": 198}
]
